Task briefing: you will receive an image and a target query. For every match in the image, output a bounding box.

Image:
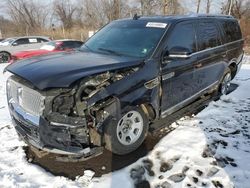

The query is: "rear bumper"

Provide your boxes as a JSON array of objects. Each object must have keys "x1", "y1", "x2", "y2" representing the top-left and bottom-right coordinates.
[{"x1": 9, "y1": 99, "x2": 102, "y2": 158}]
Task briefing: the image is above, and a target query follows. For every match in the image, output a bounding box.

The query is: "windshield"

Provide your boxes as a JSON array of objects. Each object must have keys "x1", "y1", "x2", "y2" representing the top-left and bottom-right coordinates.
[
  {"x1": 0, "y1": 38, "x2": 15, "y2": 46},
  {"x1": 82, "y1": 21, "x2": 166, "y2": 58},
  {"x1": 40, "y1": 41, "x2": 57, "y2": 51}
]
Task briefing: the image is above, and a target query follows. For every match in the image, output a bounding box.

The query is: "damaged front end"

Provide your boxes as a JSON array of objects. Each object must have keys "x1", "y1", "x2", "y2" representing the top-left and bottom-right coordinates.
[{"x1": 7, "y1": 68, "x2": 138, "y2": 161}]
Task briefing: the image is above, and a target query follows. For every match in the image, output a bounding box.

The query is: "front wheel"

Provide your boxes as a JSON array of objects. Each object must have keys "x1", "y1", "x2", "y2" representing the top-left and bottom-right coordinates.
[
  {"x1": 104, "y1": 107, "x2": 149, "y2": 155},
  {"x1": 219, "y1": 68, "x2": 232, "y2": 95},
  {"x1": 0, "y1": 52, "x2": 11, "y2": 63}
]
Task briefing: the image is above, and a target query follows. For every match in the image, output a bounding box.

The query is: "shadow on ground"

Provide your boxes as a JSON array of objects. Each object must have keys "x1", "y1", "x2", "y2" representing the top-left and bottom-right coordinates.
[{"x1": 23, "y1": 84, "x2": 239, "y2": 180}]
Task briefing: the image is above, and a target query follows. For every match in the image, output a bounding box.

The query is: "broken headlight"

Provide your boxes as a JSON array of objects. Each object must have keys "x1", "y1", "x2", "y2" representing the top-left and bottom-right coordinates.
[
  {"x1": 85, "y1": 72, "x2": 110, "y2": 86},
  {"x1": 52, "y1": 90, "x2": 76, "y2": 116}
]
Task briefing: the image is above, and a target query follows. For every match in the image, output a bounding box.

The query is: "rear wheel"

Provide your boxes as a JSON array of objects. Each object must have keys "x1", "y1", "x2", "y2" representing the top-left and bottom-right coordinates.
[
  {"x1": 0, "y1": 52, "x2": 10, "y2": 63},
  {"x1": 104, "y1": 107, "x2": 149, "y2": 155},
  {"x1": 219, "y1": 68, "x2": 232, "y2": 95}
]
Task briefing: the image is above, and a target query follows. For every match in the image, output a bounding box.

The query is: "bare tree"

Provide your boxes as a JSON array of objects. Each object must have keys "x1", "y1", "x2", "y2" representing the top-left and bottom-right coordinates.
[
  {"x1": 7, "y1": 0, "x2": 49, "y2": 34},
  {"x1": 197, "y1": 0, "x2": 201, "y2": 13},
  {"x1": 53, "y1": 0, "x2": 77, "y2": 30},
  {"x1": 222, "y1": 0, "x2": 250, "y2": 19},
  {"x1": 206, "y1": 0, "x2": 211, "y2": 14},
  {"x1": 163, "y1": 0, "x2": 185, "y2": 15},
  {"x1": 139, "y1": 0, "x2": 160, "y2": 16}
]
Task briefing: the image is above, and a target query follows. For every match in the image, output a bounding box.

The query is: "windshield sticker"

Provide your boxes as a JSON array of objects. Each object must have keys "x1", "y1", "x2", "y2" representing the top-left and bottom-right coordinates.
[
  {"x1": 146, "y1": 22, "x2": 167, "y2": 28},
  {"x1": 29, "y1": 38, "x2": 38, "y2": 43}
]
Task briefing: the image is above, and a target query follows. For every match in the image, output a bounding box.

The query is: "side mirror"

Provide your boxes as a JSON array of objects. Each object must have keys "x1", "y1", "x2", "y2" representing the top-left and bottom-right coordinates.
[{"x1": 167, "y1": 47, "x2": 192, "y2": 59}]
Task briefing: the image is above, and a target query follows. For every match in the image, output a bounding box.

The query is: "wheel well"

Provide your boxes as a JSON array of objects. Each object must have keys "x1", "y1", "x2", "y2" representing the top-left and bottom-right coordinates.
[
  {"x1": 229, "y1": 63, "x2": 237, "y2": 79},
  {"x1": 0, "y1": 51, "x2": 11, "y2": 55},
  {"x1": 140, "y1": 103, "x2": 156, "y2": 121}
]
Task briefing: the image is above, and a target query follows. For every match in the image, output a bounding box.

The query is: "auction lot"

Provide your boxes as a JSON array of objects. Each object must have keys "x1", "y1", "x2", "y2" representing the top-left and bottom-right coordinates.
[{"x1": 0, "y1": 57, "x2": 249, "y2": 188}]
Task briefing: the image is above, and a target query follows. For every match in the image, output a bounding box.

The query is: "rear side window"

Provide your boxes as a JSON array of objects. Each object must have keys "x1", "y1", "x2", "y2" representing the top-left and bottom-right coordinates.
[
  {"x1": 198, "y1": 21, "x2": 221, "y2": 50},
  {"x1": 221, "y1": 20, "x2": 242, "y2": 43},
  {"x1": 37, "y1": 38, "x2": 49, "y2": 43},
  {"x1": 167, "y1": 22, "x2": 197, "y2": 53},
  {"x1": 62, "y1": 41, "x2": 83, "y2": 49}
]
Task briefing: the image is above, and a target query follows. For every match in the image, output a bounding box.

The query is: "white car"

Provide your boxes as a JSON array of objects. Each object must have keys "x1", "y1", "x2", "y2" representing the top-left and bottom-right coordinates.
[{"x1": 0, "y1": 36, "x2": 51, "y2": 63}]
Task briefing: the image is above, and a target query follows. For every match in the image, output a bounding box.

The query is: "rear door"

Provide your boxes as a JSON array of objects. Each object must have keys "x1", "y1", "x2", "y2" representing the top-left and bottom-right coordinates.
[
  {"x1": 161, "y1": 21, "x2": 198, "y2": 115},
  {"x1": 219, "y1": 20, "x2": 244, "y2": 76},
  {"x1": 193, "y1": 19, "x2": 227, "y2": 93}
]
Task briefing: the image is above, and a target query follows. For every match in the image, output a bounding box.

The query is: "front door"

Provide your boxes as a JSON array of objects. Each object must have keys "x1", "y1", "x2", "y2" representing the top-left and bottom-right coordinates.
[{"x1": 161, "y1": 21, "x2": 198, "y2": 116}]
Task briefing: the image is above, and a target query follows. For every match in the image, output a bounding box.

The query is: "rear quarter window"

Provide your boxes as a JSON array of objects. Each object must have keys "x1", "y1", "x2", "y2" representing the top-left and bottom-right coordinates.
[
  {"x1": 221, "y1": 20, "x2": 242, "y2": 43},
  {"x1": 37, "y1": 38, "x2": 49, "y2": 43}
]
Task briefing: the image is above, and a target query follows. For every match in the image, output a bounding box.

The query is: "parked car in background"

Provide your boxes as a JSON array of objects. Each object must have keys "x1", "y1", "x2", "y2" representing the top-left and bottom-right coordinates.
[
  {"x1": 0, "y1": 38, "x2": 5, "y2": 42},
  {"x1": 10, "y1": 40, "x2": 84, "y2": 63},
  {"x1": 0, "y1": 36, "x2": 50, "y2": 63},
  {"x1": 6, "y1": 15, "x2": 244, "y2": 159}
]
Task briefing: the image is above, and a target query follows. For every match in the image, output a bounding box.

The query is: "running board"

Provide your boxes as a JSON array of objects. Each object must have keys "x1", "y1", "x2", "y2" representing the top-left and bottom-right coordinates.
[{"x1": 149, "y1": 94, "x2": 217, "y2": 136}]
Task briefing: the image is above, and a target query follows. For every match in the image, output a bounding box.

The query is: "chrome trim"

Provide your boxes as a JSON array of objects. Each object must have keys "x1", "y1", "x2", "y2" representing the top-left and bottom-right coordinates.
[
  {"x1": 167, "y1": 39, "x2": 244, "y2": 59},
  {"x1": 7, "y1": 77, "x2": 45, "y2": 117},
  {"x1": 161, "y1": 81, "x2": 219, "y2": 118},
  {"x1": 162, "y1": 72, "x2": 175, "y2": 80},
  {"x1": 51, "y1": 122, "x2": 74, "y2": 127},
  {"x1": 144, "y1": 77, "x2": 160, "y2": 89},
  {"x1": 9, "y1": 98, "x2": 40, "y2": 126},
  {"x1": 169, "y1": 54, "x2": 190, "y2": 58}
]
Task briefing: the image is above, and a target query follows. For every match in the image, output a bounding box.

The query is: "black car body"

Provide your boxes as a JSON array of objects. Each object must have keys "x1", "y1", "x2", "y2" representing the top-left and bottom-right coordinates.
[{"x1": 6, "y1": 15, "x2": 244, "y2": 159}]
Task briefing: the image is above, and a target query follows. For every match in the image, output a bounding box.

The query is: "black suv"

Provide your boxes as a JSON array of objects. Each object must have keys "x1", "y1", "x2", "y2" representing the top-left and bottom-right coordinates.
[{"x1": 6, "y1": 15, "x2": 244, "y2": 158}]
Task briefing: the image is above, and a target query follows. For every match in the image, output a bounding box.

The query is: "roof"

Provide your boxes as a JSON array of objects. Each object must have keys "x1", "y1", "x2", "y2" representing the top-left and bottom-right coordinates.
[
  {"x1": 117, "y1": 14, "x2": 236, "y2": 24},
  {"x1": 55, "y1": 39, "x2": 82, "y2": 42},
  {"x1": 8, "y1": 36, "x2": 50, "y2": 40}
]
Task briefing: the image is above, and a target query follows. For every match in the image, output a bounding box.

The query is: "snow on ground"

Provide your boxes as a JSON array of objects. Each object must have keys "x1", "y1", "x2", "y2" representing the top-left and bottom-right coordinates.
[{"x1": 0, "y1": 59, "x2": 250, "y2": 188}]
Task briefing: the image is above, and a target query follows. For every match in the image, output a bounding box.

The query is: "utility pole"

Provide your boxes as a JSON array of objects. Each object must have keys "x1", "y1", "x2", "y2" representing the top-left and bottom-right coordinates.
[
  {"x1": 197, "y1": 0, "x2": 201, "y2": 13},
  {"x1": 228, "y1": 0, "x2": 233, "y2": 15}
]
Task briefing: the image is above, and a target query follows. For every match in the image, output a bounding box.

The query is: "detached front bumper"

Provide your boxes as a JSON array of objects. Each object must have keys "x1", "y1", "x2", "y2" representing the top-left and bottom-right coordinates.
[{"x1": 9, "y1": 99, "x2": 103, "y2": 160}]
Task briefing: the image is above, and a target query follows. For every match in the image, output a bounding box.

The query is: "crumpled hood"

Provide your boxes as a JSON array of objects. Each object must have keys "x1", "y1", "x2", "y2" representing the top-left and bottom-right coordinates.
[{"x1": 6, "y1": 50, "x2": 142, "y2": 90}]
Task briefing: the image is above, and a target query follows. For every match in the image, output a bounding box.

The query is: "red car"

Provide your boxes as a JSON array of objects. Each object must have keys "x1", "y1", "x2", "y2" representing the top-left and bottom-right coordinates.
[{"x1": 10, "y1": 40, "x2": 83, "y2": 63}]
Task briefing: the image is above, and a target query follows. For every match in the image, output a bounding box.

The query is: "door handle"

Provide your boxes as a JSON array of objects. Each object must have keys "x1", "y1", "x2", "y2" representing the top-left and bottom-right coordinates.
[{"x1": 194, "y1": 63, "x2": 202, "y2": 68}]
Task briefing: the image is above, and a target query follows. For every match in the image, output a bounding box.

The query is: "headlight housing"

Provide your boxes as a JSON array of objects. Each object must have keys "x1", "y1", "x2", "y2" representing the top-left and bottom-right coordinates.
[{"x1": 85, "y1": 72, "x2": 111, "y2": 86}]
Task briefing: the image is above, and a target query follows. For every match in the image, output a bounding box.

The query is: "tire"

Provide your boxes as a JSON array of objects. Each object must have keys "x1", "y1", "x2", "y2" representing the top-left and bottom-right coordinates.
[
  {"x1": 219, "y1": 67, "x2": 232, "y2": 95},
  {"x1": 104, "y1": 107, "x2": 149, "y2": 155},
  {"x1": 0, "y1": 52, "x2": 11, "y2": 63}
]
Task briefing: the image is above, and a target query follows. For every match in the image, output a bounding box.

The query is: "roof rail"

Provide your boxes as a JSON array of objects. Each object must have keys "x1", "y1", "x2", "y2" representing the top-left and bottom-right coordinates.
[{"x1": 188, "y1": 13, "x2": 234, "y2": 18}]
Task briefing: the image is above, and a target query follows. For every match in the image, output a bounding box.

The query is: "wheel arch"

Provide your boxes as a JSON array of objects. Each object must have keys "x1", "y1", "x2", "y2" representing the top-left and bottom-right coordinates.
[
  {"x1": 228, "y1": 60, "x2": 238, "y2": 79},
  {"x1": 0, "y1": 51, "x2": 11, "y2": 56}
]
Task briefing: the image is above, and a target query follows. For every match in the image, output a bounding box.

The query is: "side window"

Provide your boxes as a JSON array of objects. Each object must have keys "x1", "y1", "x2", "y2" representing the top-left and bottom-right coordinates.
[
  {"x1": 72, "y1": 41, "x2": 84, "y2": 48},
  {"x1": 167, "y1": 22, "x2": 197, "y2": 53},
  {"x1": 13, "y1": 38, "x2": 30, "y2": 45},
  {"x1": 61, "y1": 41, "x2": 83, "y2": 49},
  {"x1": 37, "y1": 38, "x2": 49, "y2": 43},
  {"x1": 221, "y1": 20, "x2": 242, "y2": 43},
  {"x1": 198, "y1": 21, "x2": 221, "y2": 51},
  {"x1": 60, "y1": 41, "x2": 72, "y2": 49}
]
